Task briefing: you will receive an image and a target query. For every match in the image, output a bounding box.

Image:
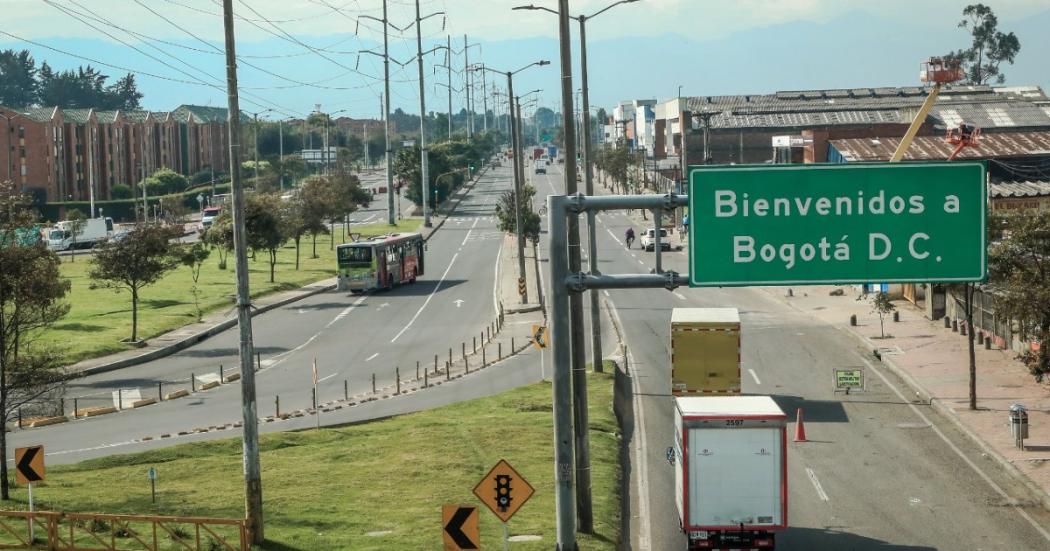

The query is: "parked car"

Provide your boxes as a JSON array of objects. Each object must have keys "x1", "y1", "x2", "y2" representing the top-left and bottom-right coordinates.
[{"x1": 640, "y1": 228, "x2": 670, "y2": 251}]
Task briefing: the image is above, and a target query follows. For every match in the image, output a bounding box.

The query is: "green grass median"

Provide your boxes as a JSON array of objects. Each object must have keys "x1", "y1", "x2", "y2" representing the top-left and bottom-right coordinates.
[
  {"x1": 1, "y1": 372, "x2": 620, "y2": 550},
  {"x1": 50, "y1": 219, "x2": 423, "y2": 365}
]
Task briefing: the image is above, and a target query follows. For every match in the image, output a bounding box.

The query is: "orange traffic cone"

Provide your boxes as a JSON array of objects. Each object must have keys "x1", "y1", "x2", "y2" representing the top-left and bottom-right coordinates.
[{"x1": 794, "y1": 408, "x2": 807, "y2": 442}]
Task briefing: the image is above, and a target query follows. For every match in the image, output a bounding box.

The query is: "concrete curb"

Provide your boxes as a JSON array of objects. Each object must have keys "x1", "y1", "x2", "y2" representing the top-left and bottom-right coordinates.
[
  {"x1": 69, "y1": 281, "x2": 336, "y2": 378},
  {"x1": 771, "y1": 290, "x2": 1050, "y2": 512}
]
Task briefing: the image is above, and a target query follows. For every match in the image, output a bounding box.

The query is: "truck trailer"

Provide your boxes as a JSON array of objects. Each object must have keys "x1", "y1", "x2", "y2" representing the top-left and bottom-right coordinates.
[
  {"x1": 672, "y1": 396, "x2": 787, "y2": 550},
  {"x1": 671, "y1": 308, "x2": 741, "y2": 395},
  {"x1": 45, "y1": 217, "x2": 114, "y2": 251}
]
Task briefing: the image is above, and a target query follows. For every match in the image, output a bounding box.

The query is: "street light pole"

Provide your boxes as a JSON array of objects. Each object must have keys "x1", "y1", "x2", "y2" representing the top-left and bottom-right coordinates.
[
  {"x1": 383, "y1": 1, "x2": 395, "y2": 225},
  {"x1": 507, "y1": 74, "x2": 528, "y2": 305},
  {"x1": 220, "y1": 0, "x2": 263, "y2": 543},
  {"x1": 278, "y1": 119, "x2": 284, "y2": 190}
]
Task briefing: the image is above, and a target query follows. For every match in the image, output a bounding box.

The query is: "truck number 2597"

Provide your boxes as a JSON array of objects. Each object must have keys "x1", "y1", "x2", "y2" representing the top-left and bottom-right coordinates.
[{"x1": 724, "y1": 419, "x2": 744, "y2": 427}]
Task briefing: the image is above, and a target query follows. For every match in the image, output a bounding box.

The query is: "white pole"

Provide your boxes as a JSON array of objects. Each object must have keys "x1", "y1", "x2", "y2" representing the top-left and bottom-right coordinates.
[{"x1": 28, "y1": 483, "x2": 34, "y2": 541}]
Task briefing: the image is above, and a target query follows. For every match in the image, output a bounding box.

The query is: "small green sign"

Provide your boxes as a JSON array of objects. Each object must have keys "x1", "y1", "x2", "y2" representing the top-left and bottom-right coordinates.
[
  {"x1": 688, "y1": 162, "x2": 986, "y2": 286},
  {"x1": 834, "y1": 369, "x2": 864, "y2": 390}
]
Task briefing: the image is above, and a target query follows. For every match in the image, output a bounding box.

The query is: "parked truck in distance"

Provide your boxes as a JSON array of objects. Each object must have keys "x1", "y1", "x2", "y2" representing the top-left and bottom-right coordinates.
[
  {"x1": 46, "y1": 217, "x2": 114, "y2": 251},
  {"x1": 671, "y1": 396, "x2": 787, "y2": 550},
  {"x1": 671, "y1": 308, "x2": 741, "y2": 395}
]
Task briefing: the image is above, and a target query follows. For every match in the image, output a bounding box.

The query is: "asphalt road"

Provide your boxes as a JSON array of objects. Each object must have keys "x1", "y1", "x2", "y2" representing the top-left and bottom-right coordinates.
[
  {"x1": 13, "y1": 163, "x2": 520, "y2": 464},
  {"x1": 571, "y1": 194, "x2": 1050, "y2": 549}
]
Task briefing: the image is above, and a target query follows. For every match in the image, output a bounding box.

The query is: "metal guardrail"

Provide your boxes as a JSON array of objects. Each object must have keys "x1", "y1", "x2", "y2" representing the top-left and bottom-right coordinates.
[{"x1": 0, "y1": 511, "x2": 248, "y2": 551}]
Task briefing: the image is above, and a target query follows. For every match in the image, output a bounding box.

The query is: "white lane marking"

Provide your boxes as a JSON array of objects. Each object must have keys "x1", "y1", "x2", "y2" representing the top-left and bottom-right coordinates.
[
  {"x1": 607, "y1": 298, "x2": 651, "y2": 549},
  {"x1": 461, "y1": 217, "x2": 480, "y2": 246},
  {"x1": 316, "y1": 373, "x2": 338, "y2": 384},
  {"x1": 605, "y1": 227, "x2": 624, "y2": 247},
  {"x1": 806, "y1": 467, "x2": 830, "y2": 502},
  {"x1": 326, "y1": 295, "x2": 367, "y2": 329},
  {"x1": 603, "y1": 290, "x2": 610, "y2": 297},
  {"x1": 856, "y1": 353, "x2": 1050, "y2": 543},
  {"x1": 390, "y1": 251, "x2": 460, "y2": 343},
  {"x1": 637, "y1": 259, "x2": 645, "y2": 266},
  {"x1": 673, "y1": 292, "x2": 686, "y2": 300},
  {"x1": 365, "y1": 353, "x2": 379, "y2": 362},
  {"x1": 748, "y1": 368, "x2": 762, "y2": 385}
]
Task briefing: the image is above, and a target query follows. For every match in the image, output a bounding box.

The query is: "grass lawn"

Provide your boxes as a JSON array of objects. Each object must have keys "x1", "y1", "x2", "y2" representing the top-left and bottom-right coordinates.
[
  {"x1": 0, "y1": 372, "x2": 620, "y2": 550},
  {"x1": 50, "y1": 218, "x2": 423, "y2": 365}
]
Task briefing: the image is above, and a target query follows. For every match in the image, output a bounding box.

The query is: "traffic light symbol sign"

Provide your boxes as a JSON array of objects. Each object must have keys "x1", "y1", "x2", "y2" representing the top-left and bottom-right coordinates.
[{"x1": 495, "y1": 474, "x2": 512, "y2": 512}]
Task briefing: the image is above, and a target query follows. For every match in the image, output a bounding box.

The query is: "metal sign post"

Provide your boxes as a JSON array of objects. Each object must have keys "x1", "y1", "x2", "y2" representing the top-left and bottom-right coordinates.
[{"x1": 148, "y1": 467, "x2": 157, "y2": 503}]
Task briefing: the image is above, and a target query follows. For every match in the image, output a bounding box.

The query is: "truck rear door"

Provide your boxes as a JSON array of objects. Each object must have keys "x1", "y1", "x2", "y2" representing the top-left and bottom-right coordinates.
[{"x1": 689, "y1": 427, "x2": 783, "y2": 528}]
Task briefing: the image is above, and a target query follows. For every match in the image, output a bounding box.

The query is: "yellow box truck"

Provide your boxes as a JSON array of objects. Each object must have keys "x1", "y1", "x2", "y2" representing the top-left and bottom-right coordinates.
[{"x1": 671, "y1": 308, "x2": 741, "y2": 395}]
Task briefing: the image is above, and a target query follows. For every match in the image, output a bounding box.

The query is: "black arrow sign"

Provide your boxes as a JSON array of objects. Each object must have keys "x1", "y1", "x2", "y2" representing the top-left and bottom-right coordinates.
[
  {"x1": 16, "y1": 446, "x2": 42, "y2": 483},
  {"x1": 444, "y1": 507, "x2": 478, "y2": 550}
]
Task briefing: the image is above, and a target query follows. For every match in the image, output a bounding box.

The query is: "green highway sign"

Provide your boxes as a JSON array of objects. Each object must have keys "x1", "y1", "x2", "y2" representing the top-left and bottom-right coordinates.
[{"x1": 687, "y1": 162, "x2": 986, "y2": 286}]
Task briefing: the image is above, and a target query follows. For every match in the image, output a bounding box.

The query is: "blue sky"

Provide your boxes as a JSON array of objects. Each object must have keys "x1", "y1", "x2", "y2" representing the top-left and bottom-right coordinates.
[{"x1": 3, "y1": 1, "x2": 1047, "y2": 119}]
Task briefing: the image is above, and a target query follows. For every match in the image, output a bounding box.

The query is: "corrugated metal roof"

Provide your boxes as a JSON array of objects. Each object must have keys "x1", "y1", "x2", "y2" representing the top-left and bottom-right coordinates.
[
  {"x1": 123, "y1": 110, "x2": 151, "y2": 123},
  {"x1": 990, "y1": 180, "x2": 1050, "y2": 198},
  {"x1": 22, "y1": 107, "x2": 57, "y2": 123},
  {"x1": 62, "y1": 109, "x2": 94, "y2": 124},
  {"x1": 829, "y1": 131, "x2": 1050, "y2": 162},
  {"x1": 710, "y1": 108, "x2": 905, "y2": 129},
  {"x1": 95, "y1": 111, "x2": 120, "y2": 123},
  {"x1": 929, "y1": 102, "x2": 1050, "y2": 129}
]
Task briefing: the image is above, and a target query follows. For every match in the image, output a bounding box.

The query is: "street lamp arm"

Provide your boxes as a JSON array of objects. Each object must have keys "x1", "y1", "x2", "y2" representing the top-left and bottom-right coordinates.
[
  {"x1": 512, "y1": 4, "x2": 561, "y2": 16},
  {"x1": 586, "y1": 0, "x2": 640, "y2": 21},
  {"x1": 512, "y1": 60, "x2": 550, "y2": 75}
]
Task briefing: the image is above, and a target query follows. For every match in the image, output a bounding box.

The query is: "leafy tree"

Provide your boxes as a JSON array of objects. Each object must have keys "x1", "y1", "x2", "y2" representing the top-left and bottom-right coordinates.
[
  {"x1": 89, "y1": 224, "x2": 180, "y2": 342},
  {"x1": 283, "y1": 180, "x2": 327, "y2": 266},
  {"x1": 0, "y1": 49, "x2": 38, "y2": 107},
  {"x1": 946, "y1": 4, "x2": 1021, "y2": 85},
  {"x1": 106, "y1": 73, "x2": 142, "y2": 110},
  {"x1": 201, "y1": 213, "x2": 233, "y2": 270},
  {"x1": 0, "y1": 181, "x2": 70, "y2": 500},
  {"x1": 495, "y1": 184, "x2": 541, "y2": 244},
  {"x1": 245, "y1": 194, "x2": 287, "y2": 283},
  {"x1": 988, "y1": 211, "x2": 1050, "y2": 381},
  {"x1": 65, "y1": 208, "x2": 86, "y2": 263},
  {"x1": 177, "y1": 242, "x2": 210, "y2": 321},
  {"x1": 867, "y1": 291, "x2": 896, "y2": 339},
  {"x1": 140, "y1": 168, "x2": 188, "y2": 196},
  {"x1": 158, "y1": 194, "x2": 189, "y2": 225},
  {"x1": 110, "y1": 183, "x2": 133, "y2": 200}
]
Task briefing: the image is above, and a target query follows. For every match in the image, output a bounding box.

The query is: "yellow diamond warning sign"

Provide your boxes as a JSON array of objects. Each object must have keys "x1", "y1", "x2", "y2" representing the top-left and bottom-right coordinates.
[{"x1": 472, "y1": 459, "x2": 535, "y2": 523}]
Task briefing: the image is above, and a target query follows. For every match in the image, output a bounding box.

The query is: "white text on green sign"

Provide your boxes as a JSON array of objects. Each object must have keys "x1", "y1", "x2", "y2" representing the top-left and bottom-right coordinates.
[{"x1": 688, "y1": 163, "x2": 986, "y2": 286}]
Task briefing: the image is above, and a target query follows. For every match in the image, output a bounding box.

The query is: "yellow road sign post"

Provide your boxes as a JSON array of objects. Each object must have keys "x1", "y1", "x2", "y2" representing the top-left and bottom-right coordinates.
[
  {"x1": 442, "y1": 505, "x2": 479, "y2": 550},
  {"x1": 473, "y1": 459, "x2": 535, "y2": 522},
  {"x1": 15, "y1": 445, "x2": 44, "y2": 485}
]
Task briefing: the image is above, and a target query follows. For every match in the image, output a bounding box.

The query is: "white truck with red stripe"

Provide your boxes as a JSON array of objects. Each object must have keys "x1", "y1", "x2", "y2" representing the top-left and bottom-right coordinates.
[
  {"x1": 671, "y1": 396, "x2": 787, "y2": 550},
  {"x1": 671, "y1": 308, "x2": 741, "y2": 395}
]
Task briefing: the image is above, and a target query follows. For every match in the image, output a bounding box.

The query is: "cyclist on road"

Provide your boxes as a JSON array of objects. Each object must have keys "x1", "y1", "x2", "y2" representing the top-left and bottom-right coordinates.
[{"x1": 625, "y1": 227, "x2": 635, "y2": 249}]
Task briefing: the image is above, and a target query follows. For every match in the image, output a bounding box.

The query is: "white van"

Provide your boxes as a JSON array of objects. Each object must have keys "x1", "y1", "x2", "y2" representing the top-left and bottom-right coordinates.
[{"x1": 46, "y1": 217, "x2": 114, "y2": 251}]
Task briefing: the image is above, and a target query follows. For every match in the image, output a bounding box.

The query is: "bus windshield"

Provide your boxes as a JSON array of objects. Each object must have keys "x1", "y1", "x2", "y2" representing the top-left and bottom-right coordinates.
[{"x1": 338, "y1": 245, "x2": 372, "y2": 264}]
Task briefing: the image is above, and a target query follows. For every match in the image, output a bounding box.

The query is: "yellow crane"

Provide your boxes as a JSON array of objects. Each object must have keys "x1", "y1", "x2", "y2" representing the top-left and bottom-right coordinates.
[{"x1": 890, "y1": 57, "x2": 965, "y2": 162}]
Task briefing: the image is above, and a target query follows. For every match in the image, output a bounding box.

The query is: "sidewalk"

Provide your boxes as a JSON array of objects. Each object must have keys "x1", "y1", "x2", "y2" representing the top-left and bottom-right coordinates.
[{"x1": 767, "y1": 285, "x2": 1050, "y2": 508}]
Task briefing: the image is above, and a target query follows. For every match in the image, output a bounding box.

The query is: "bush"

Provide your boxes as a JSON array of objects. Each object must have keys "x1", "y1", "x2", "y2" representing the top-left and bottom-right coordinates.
[
  {"x1": 140, "y1": 168, "x2": 188, "y2": 196},
  {"x1": 110, "y1": 184, "x2": 133, "y2": 199}
]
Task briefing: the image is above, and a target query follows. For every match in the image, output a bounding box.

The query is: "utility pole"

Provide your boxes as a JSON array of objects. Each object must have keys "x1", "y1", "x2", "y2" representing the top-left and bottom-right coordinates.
[
  {"x1": 278, "y1": 119, "x2": 283, "y2": 190},
  {"x1": 413, "y1": 0, "x2": 444, "y2": 227},
  {"x1": 579, "y1": 15, "x2": 603, "y2": 380},
  {"x1": 384, "y1": 2, "x2": 395, "y2": 225},
  {"x1": 463, "y1": 35, "x2": 473, "y2": 138},
  {"x1": 87, "y1": 123, "x2": 96, "y2": 218},
  {"x1": 480, "y1": 64, "x2": 488, "y2": 132},
  {"x1": 557, "y1": 0, "x2": 594, "y2": 536},
  {"x1": 253, "y1": 113, "x2": 260, "y2": 182},
  {"x1": 507, "y1": 78, "x2": 528, "y2": 305},
  {"x1": 221, "y1": 0, "x2": 263, "y2": 543},
  {"x1": 446, "y1": 36, "x2": 453, "y2": 138},
  {"x1": 324, "y1": 113, "x2": 330, "y2": 176}
]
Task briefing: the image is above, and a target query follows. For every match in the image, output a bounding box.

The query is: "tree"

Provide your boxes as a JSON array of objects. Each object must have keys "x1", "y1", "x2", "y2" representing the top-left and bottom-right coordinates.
[
  {"x1": 495, "y1": 184, "x2": 541, "y2": 244},
  {"x1": 105, "y1": 73, "x2": 142, "y2": 110},
  {"x1": 245, "y1": 194, "x2": 286, "y2": 282},
  {"x1": 281, "y1": 184, "x2": 326, "y2": 269},
  {"x1": 988, "y1": 211, "x2": 1050, "y2": 381},
  {"x1": 0, "y1": 49, "x2": 38, "y2": 107},
  {"x1": 110, "y1": 183, "x2": 133, "y2": 199},
  {"x1": 65, "y1": 208, "x2": 86, "y2": 263},
  {"x1": 0, "y1": 182, "x2": 70, "y2": 500},
  {"x1": 201, "y1": 213, "x2": 233, "y2": 270},
  {"x1": 158, "y1": 194, "x2": 189, "y2": 225},
  {"x1": 141, "y1": 168, "x2": 188, "y2": 196},
  {"x1": 89, "y1": 224, "x2": 180, "y2": 342},
  {"x1": 948, "y1": 283, "x2": 980, "y2": 410},
  {"x1": 946, "y1": 4, "x2": 1021, "y2": 85},
  {"x1": 867, "y1": 291, "x2": 896, "y2": 339},
  {"x1": 177, "y1": 242, "x2": 210, "y2": 322}
]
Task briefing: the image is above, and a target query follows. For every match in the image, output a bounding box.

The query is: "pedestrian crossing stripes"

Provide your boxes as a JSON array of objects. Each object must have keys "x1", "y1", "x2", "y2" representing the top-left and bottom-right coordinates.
[{"x1": 449, "y1": 216, "x2": 496, "y2": 224}]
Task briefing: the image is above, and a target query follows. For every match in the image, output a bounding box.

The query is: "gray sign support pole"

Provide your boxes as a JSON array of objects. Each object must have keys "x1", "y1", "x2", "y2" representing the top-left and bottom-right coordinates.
[{"x1": 548, "y1": 195, "x2": 576, "y2": 550}]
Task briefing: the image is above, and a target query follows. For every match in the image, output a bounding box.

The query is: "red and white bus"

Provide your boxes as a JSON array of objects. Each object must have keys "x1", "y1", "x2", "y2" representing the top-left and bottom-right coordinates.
[{"x1": 336, "y1": 232, "x2": 425, "y2": 292}]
